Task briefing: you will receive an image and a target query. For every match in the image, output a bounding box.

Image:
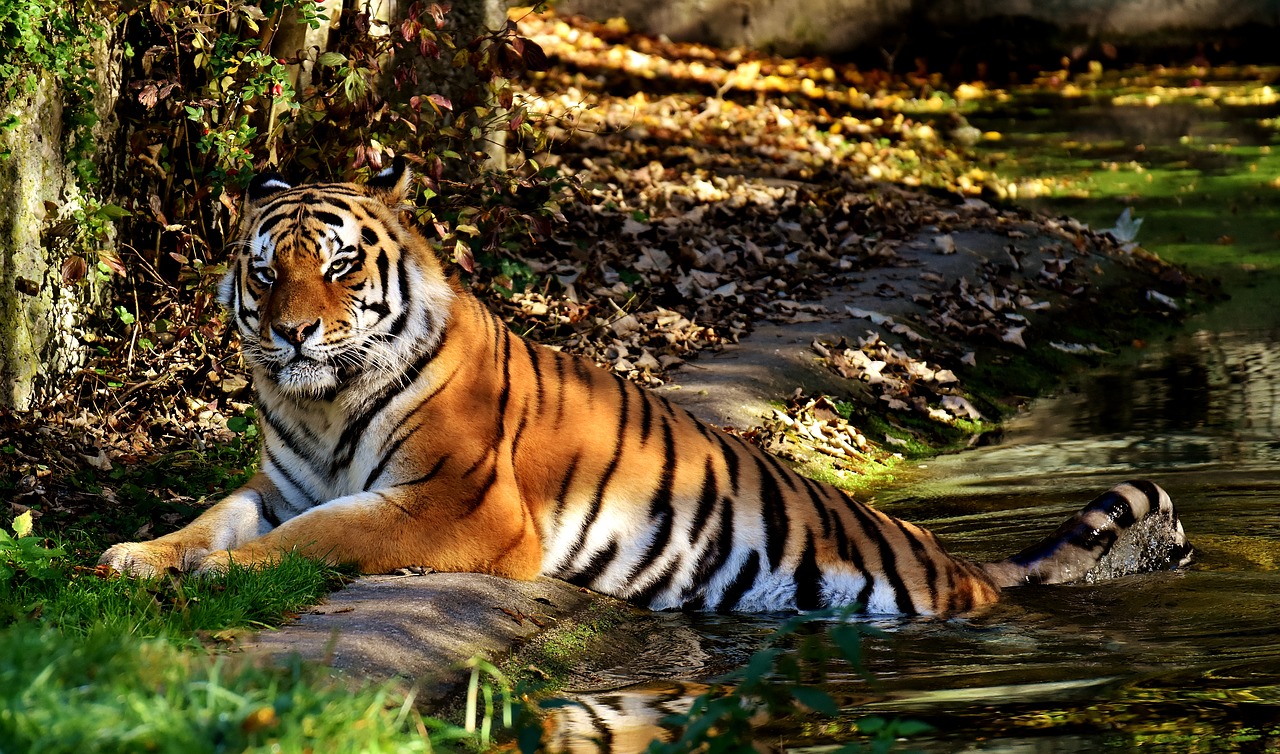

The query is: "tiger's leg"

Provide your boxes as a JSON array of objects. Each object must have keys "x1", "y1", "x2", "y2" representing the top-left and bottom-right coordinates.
[
  {"x1": 99, "y1": 473, "x2": 279, "y2": 577},
  {"x1": 192, "y1": 486, "x2": 544, "y2": 579}
]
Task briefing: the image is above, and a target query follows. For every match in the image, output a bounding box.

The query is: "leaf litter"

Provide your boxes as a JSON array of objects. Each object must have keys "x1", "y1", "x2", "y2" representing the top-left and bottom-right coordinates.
[{"x1": 1, "y1": 9, "x2": 1203, "y2": 533}]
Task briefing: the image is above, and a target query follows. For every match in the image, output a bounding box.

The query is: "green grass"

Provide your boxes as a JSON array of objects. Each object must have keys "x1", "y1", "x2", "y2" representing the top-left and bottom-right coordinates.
[
  {"x1": 6, "y1": 554, "x2": 351, "y2": 638},
  {"x1": 1, "y1": 622, "x2": 444, "y2": 754},
  {"x1": 0, "y1": 513, "x2": 533, "y2": 753}
]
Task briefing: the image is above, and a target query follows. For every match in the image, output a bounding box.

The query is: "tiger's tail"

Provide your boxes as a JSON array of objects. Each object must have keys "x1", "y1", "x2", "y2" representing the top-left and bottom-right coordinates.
[{"x1": 982, "y1": 480, "x2": 1193, "y2": 588}]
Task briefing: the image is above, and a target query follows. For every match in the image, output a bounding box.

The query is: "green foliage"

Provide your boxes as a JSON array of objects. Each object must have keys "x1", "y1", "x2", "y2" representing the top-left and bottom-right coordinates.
[
  {"x1": 644, "y1": 609, "x2": 931, "y2": 754},
  {"x1": 0, "y1": 0, "x2": 103, "y2": 169},
  {"x1": 0, "y1": 511, "x2": 65, "y2": 588}
]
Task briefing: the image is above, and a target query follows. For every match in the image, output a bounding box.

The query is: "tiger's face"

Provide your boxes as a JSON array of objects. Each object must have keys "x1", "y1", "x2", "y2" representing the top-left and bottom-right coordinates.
[{"x1": 219, "y1": 164, "x2": 452, "y2": 400}]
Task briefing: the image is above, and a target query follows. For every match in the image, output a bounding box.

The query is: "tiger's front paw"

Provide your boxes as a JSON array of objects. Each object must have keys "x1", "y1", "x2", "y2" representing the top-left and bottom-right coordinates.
[{"x1": 99, "y1": 541, "x2": 209, "y2": 578}]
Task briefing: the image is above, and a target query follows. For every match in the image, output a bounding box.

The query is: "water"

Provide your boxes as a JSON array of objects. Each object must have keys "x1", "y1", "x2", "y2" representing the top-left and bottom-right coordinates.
[
  {"x1": 550, "y1": 312, "x2": 1280, "y2": 752},
  {"x1": 550, "y1": 88, "x2": 1280, "y2": 752}
]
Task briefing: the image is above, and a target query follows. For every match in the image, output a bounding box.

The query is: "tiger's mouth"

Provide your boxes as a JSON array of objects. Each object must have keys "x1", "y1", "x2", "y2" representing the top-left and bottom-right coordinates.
[{"x1": 272, "y1": 355, "x2": 341, "y2": 398}]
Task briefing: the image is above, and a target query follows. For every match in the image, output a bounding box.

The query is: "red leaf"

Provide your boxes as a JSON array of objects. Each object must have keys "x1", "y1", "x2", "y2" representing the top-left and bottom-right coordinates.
[
  {"x1": 428, "y1": 3, "x2": 449, "y2": 29},
  {"x1": 61, "y1": 256, "x2": 87, "y2": 286},
  {"x1": 521, "y1": 39, "x2": 549, "y2": 72},
  {"x1": 138, "y1": 83, "x2": 159, "y2": 109},
  {"x1": 427, "y1": 93, "x2": 452, "y2": 112},
  {"x1": 97, "y1": 248, "x2": 127, "y2": 276},
  {"x1": 454, "y1": 242, "x2": 475, "y2": 273},
  {"x1": 400, "y1": 18, "x2": 420, "y2": 42}
]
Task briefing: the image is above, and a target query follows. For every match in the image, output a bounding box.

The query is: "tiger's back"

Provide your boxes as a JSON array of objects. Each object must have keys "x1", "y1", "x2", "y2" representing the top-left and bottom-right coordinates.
[{"x1": 99, "y1": 164, "x2": 1192, "y2": 615}]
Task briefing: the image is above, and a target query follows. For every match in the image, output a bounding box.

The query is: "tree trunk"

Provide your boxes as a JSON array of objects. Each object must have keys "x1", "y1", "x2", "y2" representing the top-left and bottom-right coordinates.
[{"x1": 0, "y1": 19, "x2": 121, "y2": 410}]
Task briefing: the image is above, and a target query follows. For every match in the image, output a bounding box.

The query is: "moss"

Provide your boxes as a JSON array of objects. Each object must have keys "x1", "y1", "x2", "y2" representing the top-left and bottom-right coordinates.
[{"x1": 498, "y1": 598, "x2": 635, "y2": 693}]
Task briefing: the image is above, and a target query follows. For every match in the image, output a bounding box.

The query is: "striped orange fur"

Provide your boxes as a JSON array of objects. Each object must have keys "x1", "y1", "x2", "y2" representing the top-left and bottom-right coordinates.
[{"x1": 99, "y1": 164, "x2": 1192, "y2": 614}]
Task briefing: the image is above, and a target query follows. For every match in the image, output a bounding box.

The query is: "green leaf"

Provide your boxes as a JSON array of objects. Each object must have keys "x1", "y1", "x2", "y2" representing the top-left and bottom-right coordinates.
[
  {"x1": 890, "y1": 719, "x2": 935, "y2": 737},
  {"x1": 830, "y1": 623, "x2": 864, "y2": 666},
  {"x1": 227, "y1": 416, "x2": 250, "y2": 434},
  {"x1": 790, "y1": 686, "x2": 839, "y2": 715},
  {"x1": 96, "y1": 203, "x2": 130, "y2": 220},
  {"x1": 317, "y1": 52, "x2": 347, "y2": 67},
  {"x1": 11, "y1": 510, "x2": 32, "y2": 538}
]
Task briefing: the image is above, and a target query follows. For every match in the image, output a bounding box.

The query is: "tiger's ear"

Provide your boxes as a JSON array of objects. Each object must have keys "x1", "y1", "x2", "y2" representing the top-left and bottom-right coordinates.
[
  {"x1": 247, "y1": 172, "x2": 293, "y2": 206},
  {"x1": 367, "y1": 157, "x2": 413, "y2": 208}
]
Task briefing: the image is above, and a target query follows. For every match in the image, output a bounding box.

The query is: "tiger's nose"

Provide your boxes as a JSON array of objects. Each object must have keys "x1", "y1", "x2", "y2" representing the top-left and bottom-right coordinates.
[{"x1": 273, "y1": 319, "x2": 321, "y2": 348}]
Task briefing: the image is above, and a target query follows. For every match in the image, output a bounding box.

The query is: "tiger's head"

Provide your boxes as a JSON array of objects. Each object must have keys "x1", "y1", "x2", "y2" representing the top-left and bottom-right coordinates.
[{"x1": 219, "y1": 162, "x2": 454, "y2": 401}]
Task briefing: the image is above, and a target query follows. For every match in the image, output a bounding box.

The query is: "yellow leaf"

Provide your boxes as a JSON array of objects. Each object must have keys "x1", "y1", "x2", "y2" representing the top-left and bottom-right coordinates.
[{"x1": 13, "y1": 510, "x2": 32, "y2": 538}]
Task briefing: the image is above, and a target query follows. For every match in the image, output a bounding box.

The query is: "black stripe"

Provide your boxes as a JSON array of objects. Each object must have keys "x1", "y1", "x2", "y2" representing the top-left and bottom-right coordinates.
[
  {"x1": 257, "y1": 404, "x2": 322, "y2": 477},
  {"x1": 553, "y1": 352, "x2": 567, "y2": 424},
  {"x1": 392, "y1": 454, "x2": 449, "y2": 488},
  {"x1": 365, "y1": 367, "x2": 461, "y2": 489},
  {"x1": 685, "y1": 495, "x2": 735, "y2": 609},
  {"x1": 234, "y1": 265, "x2": 257, "y2": 329},
  {"x1": 510, "y1": 401, "x2": 532, "y2": 462},
  {"x1": 257, "y1": 207, "x2": 300, "y2": 231},
  {"x1": 313, "y1": 210, "x2": 343, "y2": 227},
  {"x1": 258, "y1": 494, "x2": 282, "y2": 528},
  {"x1": 716, "y1": 551, "x2": 761, "y2": 612},
  {"x1": 361, "y1": 227, "x2": 378, "y2": 246},
  {"x1": 459, "y1": 462, "x2": 499, "y2": 517},
  {"x1": 331, "y1": 325, "x2": 447, "y2": 474},
  {"x1": 629, "y1": 554, "x2": 682, "y2": 608},
  {"x1": 715, "y1": 434, "x2": 742, "y2": 495},
  {"x1": 639, "y1": 390, "x2": 654, "y2": 445},
  {"x1": 798, "y1": 476, "x2": 834, "y2": 538},
  {"x1": 893, "y1": 519, "x2": 939, "y2": 614},
  {"x1": 494, "y1": 324, "x2": 513, "y2": 442},
  {"x1": 565, "y1": 541, "x2": 618, "y2": 587},
  {"x1": 794, "y1": 530, "x2": 824, "y2": 610},
  {"x1": 624, "y1": 418, "x2": 679, "y2": 601},
  {"x1": 262, "y1": 445, "x2": 316, "y2": 509},
  {"x1": 845, "y1": 501, "x2": 916, "y2": 614},
  {"x1": 754, "y1": 455, "x2": 790, "y2": 571},
  {"x1": 553, "y1": 454, "x2": 579, "y2": 519},
  {"x1": 1067, "y1": 528, "x2": 1119, "y2": 554},
  {"x1": 490, "y1": 309, "x2": 504, "y2": 365},
  {"x1": 828, "y1": 501, "x2": 871, "y2": 611},
  {"x1": 524, "y1": 339, "x2": 545, "y2": 413},
  {"x1": 385, "y1": 253, "x2": 411, "y2": 336},
  {"x1": 761, "y1": 452, "x2": 799, "y2": 493},
  {"x1": 1129, "y1": 479, "x2": 1162, "y2": 515},
  {"x1": 574, "y1": 699, "x2": 614, "y2": 752},
  {"x1": 374, "y1": 491, "x2": 415, "y2": 519},
  {"x1": 374, "y1": 248, "x2": 391, "y2": 304},
  {"x1": 1099, "y1": 489, "x2": 1139, "y2": 527},
  {"x1": 830, "y1": 498, "x2": 852, "y2": 561},
  {"x1": 571, "y1": 358, "x2": 595, "y2": 393},
  {"x1": 689, "y1": 457, "x2": 718, "y2": 542},
  {"x1": 686, "y1": 410, "x2": 713, "y2": 441},
  {"x1": 460, "y1": 449, "x2": 495, "y2": 479},
  {"x1": 558, "y1": 380, "x2": 629, "y2": 569},
  {"x1": 364, "y1": 430, "x2": 411, "y2": 490}
]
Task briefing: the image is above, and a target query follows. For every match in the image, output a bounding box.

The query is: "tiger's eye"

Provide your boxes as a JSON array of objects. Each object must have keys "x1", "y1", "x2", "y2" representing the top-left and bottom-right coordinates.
[{"x1": 252, "y1": 266, "x2": 276, "y2": 285}]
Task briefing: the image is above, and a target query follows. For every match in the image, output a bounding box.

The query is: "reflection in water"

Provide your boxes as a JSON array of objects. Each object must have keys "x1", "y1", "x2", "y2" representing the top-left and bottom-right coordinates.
[{"x1": 548, "y1": 322, "x2": 1280, "y2": 753}]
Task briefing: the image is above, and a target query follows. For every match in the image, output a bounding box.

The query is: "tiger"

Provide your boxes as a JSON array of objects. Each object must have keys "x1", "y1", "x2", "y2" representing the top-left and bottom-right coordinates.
[{"x1": 99, "y1": 163, "x2": 1194, "y2": 615}]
